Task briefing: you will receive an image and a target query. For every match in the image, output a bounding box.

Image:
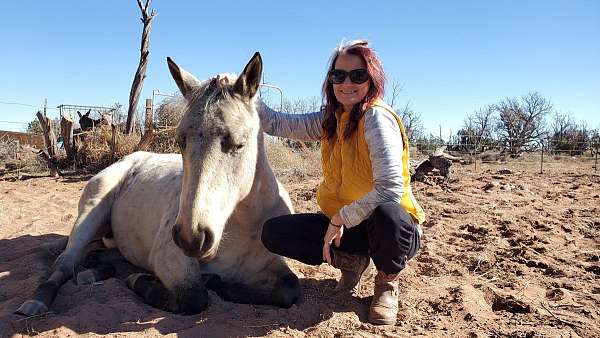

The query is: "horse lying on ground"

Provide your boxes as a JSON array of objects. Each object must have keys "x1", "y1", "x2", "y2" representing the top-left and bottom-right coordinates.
[{"x1": 17, "y1": 52, "x2": 300, "y2": 316}]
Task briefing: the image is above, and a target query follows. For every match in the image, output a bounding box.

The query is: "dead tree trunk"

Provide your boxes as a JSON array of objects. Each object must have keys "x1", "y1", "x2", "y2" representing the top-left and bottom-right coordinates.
[
  {"x1": 37, "y1": 111, "x2": 58, "y2": 158},
  {"x1": 36, "y1": 111, "x2": 59, "y2": 176},
  {"x1": 60, "y1": 115, "x2": 75, "y2": 160},
  {"x1": 125, "y1": 0, "x2": 156, "y2": 134}
]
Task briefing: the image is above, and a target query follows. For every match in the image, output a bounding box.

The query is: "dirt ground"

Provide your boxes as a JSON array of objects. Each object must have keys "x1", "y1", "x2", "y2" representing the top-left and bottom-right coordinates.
[{"x1": 1, "y1": 160, "x2": 599, "y2": 337}]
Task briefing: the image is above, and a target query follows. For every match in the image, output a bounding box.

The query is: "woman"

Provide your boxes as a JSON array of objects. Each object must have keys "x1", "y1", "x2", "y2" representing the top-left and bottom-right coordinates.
[{"x1": 261, "y1": 40, "x2": 424, "y2": 325}]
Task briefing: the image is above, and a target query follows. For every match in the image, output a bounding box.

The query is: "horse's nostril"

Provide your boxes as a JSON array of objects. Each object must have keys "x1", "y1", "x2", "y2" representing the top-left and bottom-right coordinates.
[
  {"x1": 202, "y1": 230, "x2": 214, "y2": 252},
  {"x1": 172, "y1": 224, "x2": 181, "y2": 248},
  {"x1": 172, "y1": 224, "x2": 215, "y2": 258},
  {"x1": 195, "y1": 230, "x2": 206, "y2": 252}
]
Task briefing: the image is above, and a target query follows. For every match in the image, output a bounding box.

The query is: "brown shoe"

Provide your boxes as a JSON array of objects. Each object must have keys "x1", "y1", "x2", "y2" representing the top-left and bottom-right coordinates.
[
  {"x1": 368, "y1": 270, "x2": 401, "y2": 325},
  {"x1": 331, "y1": 249, "x2": 370, "y2": 293}
]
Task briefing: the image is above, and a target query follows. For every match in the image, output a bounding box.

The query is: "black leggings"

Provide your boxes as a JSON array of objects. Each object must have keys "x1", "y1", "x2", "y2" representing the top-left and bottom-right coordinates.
[{"x1": 261, "y1": 203, "x2": 421, "y2": 275}]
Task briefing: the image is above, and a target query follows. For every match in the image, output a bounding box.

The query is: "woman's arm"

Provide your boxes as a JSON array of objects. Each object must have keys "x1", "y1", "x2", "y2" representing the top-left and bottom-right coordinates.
[
  {"x1": 257, "y1": 101, "x2": 324, "y2": 141},
  {"x1": 339, "y1": 107, "x2": 405, "y2": 227}
]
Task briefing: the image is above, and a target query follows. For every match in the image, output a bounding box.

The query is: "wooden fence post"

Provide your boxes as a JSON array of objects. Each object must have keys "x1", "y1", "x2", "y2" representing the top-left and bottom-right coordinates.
[
  {"x1": 36, "y1": 110, "x2": 59, "y2": 176},
  {"x1": 110, "y1": 124, "x2": 117, "y2": 164},
  {"x1": 595, "y1": 144, "x2": 598, "y2": 173},
  {"x1": 145, "y1": 98, "x2": 153, "y2": 132},
  {"x1": 36, "y1": 111, "x2": 58, "y2": 157},
  {"x1": 540, "y1": 141, "x2": 544, "y2": 174},
  {"x1": 135, "y1": 98, "x2": 155, "y2": 151},
  {"x1": 60, "y1": 115, "x2": 75, "y2": 160}
]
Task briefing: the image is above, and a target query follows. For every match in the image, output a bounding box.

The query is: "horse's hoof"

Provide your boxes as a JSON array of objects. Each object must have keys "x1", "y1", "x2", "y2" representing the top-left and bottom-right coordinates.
[
  {"x1": 15, "y1": 300, "x2": 48, "y2": 316},
  {"x1": 76, "y1": 270, "x2": 96, "y2": 285},
  {"x1": 125, "y1": 273, "x2": 145, "y2": 289}
]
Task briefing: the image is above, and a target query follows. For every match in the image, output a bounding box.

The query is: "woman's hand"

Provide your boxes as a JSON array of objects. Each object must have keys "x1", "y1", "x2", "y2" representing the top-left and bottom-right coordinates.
[
  {"x1": 322, "y1": 213, "x2": 345, "y2": 264},
  {"x1": 214, "y1": 73, "x2": 237, "y2": 88}
]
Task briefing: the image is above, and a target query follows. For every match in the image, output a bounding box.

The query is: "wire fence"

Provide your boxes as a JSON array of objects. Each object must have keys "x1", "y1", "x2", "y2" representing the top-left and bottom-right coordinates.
[{"x1": 409, "y1": 139, "x2": 599, "y2": 174}]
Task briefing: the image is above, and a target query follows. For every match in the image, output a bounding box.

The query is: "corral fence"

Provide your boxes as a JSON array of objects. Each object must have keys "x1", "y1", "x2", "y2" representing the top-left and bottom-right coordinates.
[
  {"x1": 24, "y1": 96, "x2": 599, "y2": 176},
  {"x1": 411, "y1": 138, "x2": 599, "y2": 174},
  {"x1": 58, "y1": 104, "x2": 118, "y2": 131}
]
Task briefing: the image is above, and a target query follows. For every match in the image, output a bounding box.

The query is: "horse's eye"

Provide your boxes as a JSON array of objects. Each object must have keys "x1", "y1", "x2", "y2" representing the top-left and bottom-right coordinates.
[{"x1": 221, "y1": 135, "x2": 245, "y2": 154}]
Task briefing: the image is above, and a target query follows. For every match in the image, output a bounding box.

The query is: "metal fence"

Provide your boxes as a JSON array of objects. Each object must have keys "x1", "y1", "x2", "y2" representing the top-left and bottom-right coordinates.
[
  {"x1": 409, "y1": 139, "x2": 599, "y2": 174},
  {"x1": 57, "y1": 104, "x2": 117, "y2": 123}
]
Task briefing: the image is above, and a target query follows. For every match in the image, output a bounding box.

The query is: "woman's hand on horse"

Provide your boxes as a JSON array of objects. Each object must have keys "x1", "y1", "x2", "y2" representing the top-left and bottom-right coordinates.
[
  {"x1": 214, "y1": 73, "x2": 237, "y2": 88},
  {"x1": 322, "y1": 212, "x2": 345, "y2": 264}
]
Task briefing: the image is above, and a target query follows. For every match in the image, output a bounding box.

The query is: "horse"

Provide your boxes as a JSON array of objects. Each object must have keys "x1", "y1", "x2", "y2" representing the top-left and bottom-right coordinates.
[
  {"x1": 77, "y1": 110, "x2": 104, "y2": 131},
  {"x1": 17, "y1": 52, "x2": 300, "y2": 316}
]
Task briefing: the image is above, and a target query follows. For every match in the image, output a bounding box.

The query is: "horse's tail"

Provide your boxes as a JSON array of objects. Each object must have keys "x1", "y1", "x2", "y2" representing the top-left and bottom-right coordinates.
[{"x1": 17, "y1": 155, "x2": 137, "y2": 317}]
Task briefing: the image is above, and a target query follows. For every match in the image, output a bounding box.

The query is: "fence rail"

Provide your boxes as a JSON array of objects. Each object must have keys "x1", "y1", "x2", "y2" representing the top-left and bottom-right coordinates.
[{"x1": 409, "y1": 140, "x2": 598, "y2": 173}]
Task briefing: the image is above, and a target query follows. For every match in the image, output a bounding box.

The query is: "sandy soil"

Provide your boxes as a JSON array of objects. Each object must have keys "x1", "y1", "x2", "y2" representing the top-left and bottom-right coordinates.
[{"x1": 1, "y1": 161, "x2": 599, "y2": 337}]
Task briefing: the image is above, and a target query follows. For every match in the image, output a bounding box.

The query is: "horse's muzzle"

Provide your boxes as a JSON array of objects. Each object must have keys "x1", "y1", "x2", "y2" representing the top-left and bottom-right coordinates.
[{"x1": 172, "y1": 224, "x2": 214, "y2": 259}]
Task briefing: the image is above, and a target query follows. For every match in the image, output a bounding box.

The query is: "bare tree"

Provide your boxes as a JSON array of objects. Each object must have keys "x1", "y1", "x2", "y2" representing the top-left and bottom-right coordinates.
[
  {"x1": 396, "y1": 103, "x2": 424, "y2": 142},
  {"x1": 281, "y1": 96, "x2": 321, "y2": 115},
  {"x1": 278, "y1": 96, "x2": 322, "y2": 150},
  {"x1": 549, "y1": 113, "x2": 591, "y2": 155},
  {"x1": 385, "y1": 80, "x2": 403, "y2": 109},
  {"x1": 495, "y1": 92, "x2": 552, "y2": 154},
  {"x1": 125, "y1": 0, "x2": 157, "y2": 134},
  {"x1": 457, "y1": 105, "x2": 496, "y2": 153},
  {"x1": 383, "y1": 80, "x2": 423, "y2": 142},
  {"x1": 549, "y1": 111, "x2": 574, "y2": 141}
]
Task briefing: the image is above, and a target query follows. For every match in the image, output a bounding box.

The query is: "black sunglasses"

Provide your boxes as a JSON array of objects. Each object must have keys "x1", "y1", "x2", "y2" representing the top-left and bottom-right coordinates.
[{"x1": 328, "y1": 68, "x2": 370, "y2": 84}]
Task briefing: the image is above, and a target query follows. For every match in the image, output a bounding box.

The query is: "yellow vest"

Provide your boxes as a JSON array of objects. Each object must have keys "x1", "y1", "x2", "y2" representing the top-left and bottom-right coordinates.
[{"x1": 316, "y1": 99, "x2": 426, "y2": 224}]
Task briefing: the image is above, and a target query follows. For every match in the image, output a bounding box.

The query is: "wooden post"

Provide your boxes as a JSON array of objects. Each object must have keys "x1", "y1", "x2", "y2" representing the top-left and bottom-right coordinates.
[
  {"x1": 36, "y1": 110, "x2": 59, "y2": 176},
  {"x1": 540, "y1": 142, "x2": 544, "y2": 174},
  {"x1": 145, "y1": 98, "x2": 153, "y2": 132},
  {"x1": 110, "y1": 124, "x2": 117, "y2": 163},
  {"x1": 36, "y1": 111, "x2": 58, "y2": 157},
  {"x1": 60, "y1": 115, "x2": 75, "y2": 160},
  {"x1": 595, "y1": 144, "x2": 598, "y2": 173},
  {"x1": 135, "y1": 98, "x2": 155, "y2": 151}
]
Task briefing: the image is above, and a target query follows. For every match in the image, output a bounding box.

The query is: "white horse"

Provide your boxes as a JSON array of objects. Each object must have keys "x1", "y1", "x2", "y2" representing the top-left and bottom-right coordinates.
[{"x1": 17, "y1": 52, "x2": 300, "y2": 316}]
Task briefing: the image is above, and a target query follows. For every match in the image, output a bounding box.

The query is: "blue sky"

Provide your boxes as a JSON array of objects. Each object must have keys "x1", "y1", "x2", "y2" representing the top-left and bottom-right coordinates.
[{"x1": 1, "y1": 1, "x2": 598, "y2": 139}]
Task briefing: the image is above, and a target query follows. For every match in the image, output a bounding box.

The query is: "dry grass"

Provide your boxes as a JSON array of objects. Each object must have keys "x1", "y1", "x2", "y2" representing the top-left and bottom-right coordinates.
[
  {"x1": 264, "y1": 136, "x2": 321, "y2": 185},
  {"x1": 147, "y1": 128, "x2": 179, "y2": 154},
  {"x1": 0, "y1": 138, "x2": 47, "y2": 175},
  {"x1": 0, "y1": 137, "x2": 20, "y2": 163},
  {"x1": 76, "y1": 126, "x2": 141, "y2": 172}
]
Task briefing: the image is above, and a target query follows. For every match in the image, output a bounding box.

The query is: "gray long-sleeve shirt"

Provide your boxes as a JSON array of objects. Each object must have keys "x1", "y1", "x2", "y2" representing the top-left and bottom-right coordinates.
[{"x1": 259, "y1": 102, "x2": 410, "y2": 228}]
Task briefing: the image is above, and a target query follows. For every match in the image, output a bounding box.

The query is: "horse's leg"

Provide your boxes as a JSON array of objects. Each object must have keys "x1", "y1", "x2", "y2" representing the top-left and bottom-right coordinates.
[
  {"x1": 15, "y1": 201, "x2": 111, "y2": 316},
  {"x1": 16, "y1": 161, "x2": 131, "y2": 317},
  {"x1": 125, "y1": 250, "x2": 208, "y2": 314},
  {"x1": 206, "y1": 261, "x2": 300, "y2": 308},
  {"x1": 76, "y1": 247, "x2": 129, "y2": 284}
]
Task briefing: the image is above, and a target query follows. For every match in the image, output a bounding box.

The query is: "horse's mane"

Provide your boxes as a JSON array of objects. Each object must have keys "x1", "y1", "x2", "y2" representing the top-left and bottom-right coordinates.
[{"x1": 182, "y1": 75, "x2": 256, "y2": 131}]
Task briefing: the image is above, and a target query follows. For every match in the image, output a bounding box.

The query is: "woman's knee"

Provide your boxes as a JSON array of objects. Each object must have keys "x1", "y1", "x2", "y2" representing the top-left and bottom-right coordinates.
[
  {"x1": 370, "y1": 203, "x2": 417, "y2": 236},
  {"x1": 368, "y1": 204, "x2": 419, "y2": 255},
  {"x1": 261, "y1": 217, "x2": 281, "y2": 253}
]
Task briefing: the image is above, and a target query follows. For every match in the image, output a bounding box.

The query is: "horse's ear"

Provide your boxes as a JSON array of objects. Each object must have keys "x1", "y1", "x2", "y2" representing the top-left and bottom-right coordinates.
[
  {"x1": 167, "y1": 57, "x2": 202, "y2": 99},
  {"x1": 85, "y1": 109, "x2": 91, "y2": 117},
  {"x1": 77, "y1": 111, "x2": 82, "y2": 118},
  {"x1": 233, "y1": 52, "x2": 262, "y2": 99}
]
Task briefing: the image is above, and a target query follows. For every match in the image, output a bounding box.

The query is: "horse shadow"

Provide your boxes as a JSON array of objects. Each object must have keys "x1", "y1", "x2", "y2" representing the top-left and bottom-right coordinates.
[{"x1": 0, "y1": 234, "x2": 369, "y2": 337}]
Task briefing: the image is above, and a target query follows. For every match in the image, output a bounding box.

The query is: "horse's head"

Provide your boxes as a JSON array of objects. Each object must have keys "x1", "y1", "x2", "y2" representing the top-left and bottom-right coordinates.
[
  {"x1": 78, "y1": 109, "x2": 99, "y2": 131},
  {"x1": 167, "y1": 52, "x2": 262, "y2": 260}
]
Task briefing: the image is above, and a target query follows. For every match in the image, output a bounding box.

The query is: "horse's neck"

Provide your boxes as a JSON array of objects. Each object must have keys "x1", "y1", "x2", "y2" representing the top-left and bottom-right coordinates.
[{"x1": 230, "y1": 133, "x2": 279, "y2": 229}]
